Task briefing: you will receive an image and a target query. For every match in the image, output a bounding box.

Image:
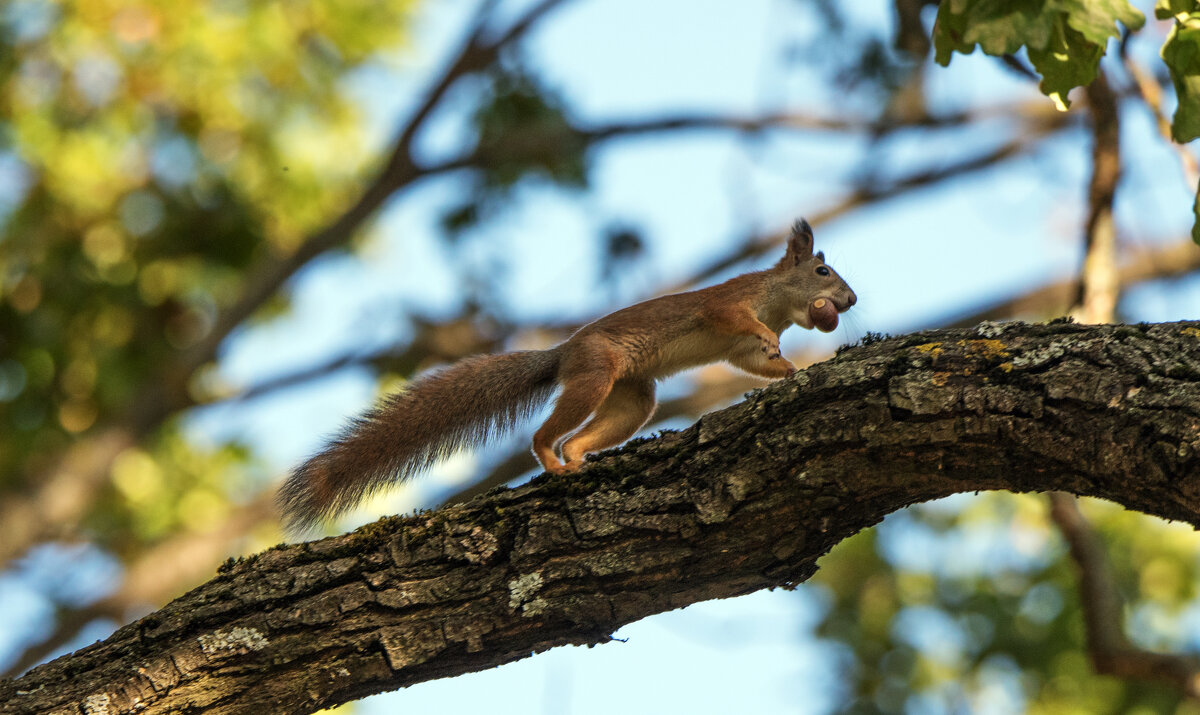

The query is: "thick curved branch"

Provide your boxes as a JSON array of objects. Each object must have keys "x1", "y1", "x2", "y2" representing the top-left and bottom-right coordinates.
[
  {"x1": 4, "y1": 320, "x2": 1199, "y2": 714},
  {"x1": 0, "y1": 61, "x2": 1080, "y2": 570}
]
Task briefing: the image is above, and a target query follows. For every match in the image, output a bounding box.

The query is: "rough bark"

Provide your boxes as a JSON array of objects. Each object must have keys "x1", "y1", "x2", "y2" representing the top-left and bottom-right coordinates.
[{"x1": 4, "y1": 320, "x2": 1200, "y2": 715}]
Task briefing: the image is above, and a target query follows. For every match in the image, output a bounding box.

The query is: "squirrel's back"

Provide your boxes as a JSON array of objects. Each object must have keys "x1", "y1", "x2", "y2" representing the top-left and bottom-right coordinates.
[{"x1": 279, "y1": 348, "x2": 561, "y2": 530}]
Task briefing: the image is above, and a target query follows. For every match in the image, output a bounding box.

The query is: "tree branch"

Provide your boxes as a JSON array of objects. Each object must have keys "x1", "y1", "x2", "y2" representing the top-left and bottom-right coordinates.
[
  {"x1": 177, "y1": 0, "x2": 572, "y2": 381},
  {"x1": 0, "y1": 428, "x2": 133, "y2": 565},
  {"x1": 215, "y1": 315, "x2": 516, "y2": 407},
  {"x1": 4, "y1": 320, "x2": 1199, "y2": 714},
  {"x1": 1048, "y1": 493, "x2": 1200, "y2": 696},
  {"x1": 939, "y1": 238, "x2": 1200, "y2": 328},
  {"x1": 4, "y1": 101, "x2": 1041, "y2": 564},
  {"x1": 1121, "y1": 42, "x2": 1199, "y2": 189},
  {"x1": 663, "y1": 124, "x2": 1066, "y2": 294},
  {"x1": 1072, "y1": 71, "x2": 1121, "y2": 323},
  {"x1": 0, "y1": 44, "x2": 1081, "y2": 568}
]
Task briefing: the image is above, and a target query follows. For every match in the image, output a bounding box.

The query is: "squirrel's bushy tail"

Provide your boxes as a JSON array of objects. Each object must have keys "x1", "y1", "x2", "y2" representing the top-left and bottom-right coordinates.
[{"x1": 279, "y1": 349, "x2": 561, "y2": 531}]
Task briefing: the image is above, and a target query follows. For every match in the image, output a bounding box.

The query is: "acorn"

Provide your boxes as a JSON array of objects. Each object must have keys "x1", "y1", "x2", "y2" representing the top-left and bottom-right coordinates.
[{"x1": 809, "y1": 298, "x2": 839, "y2": 333}]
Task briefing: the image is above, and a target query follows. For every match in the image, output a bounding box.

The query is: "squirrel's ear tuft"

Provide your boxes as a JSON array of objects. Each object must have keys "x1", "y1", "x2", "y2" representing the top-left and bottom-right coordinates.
[{"x1": 785, "y1": 218, "x2": 814, "y2": 266}]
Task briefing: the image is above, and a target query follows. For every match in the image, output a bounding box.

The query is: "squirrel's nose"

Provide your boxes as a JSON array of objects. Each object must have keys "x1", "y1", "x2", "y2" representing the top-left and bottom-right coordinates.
[{"x1": 845, "y1": 292, "x2": 857, "y2": 309}]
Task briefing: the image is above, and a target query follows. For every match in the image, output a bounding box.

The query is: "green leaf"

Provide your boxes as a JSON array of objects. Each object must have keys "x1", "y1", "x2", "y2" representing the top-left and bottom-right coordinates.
[
  {"x1": 934, "y1": 0, "x2": 1055, "y2": 66},
  {"x1": 1157, "y1": 0, "x2": 1198, "y2": 21},
  {"x1": 933, "y1": 0, "x2": 1144, "y2": 109},
  {"x1": 1161, "y1": 13, "x2": 1200, "y2": 142},
  {"x1": 1027, "y1": 21, "x2": 1103, "y2": 109},
  {"x1": 1055, "y1": 0, "x2": 1144, "y2": 44}
]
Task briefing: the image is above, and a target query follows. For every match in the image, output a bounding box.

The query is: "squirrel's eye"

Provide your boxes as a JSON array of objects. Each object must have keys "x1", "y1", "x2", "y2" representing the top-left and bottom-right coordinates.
[{"x1": 815, "y1": 266, "x2": 830, "y2": 277}]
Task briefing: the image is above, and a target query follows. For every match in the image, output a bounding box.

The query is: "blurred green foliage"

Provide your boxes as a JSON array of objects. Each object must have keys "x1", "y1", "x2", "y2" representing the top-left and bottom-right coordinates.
[
  {"x1": 0, "y1": 0, "x2": 413, "y2": 547},
  {"x1": 812, "y1": 492, "x2": 1200, "y2": 713}
]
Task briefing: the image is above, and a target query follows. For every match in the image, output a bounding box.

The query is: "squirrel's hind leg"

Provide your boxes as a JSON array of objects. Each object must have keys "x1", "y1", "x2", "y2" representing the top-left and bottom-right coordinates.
[
  {"x1": 532, "y1": 345, "x2": 619, "y2": 474},
  {"x1": 560, "y1": 378, "x2": 656, "y2": 469}
]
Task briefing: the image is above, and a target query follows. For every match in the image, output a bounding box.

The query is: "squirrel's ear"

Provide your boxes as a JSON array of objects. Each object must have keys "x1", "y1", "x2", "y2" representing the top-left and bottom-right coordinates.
[{"x1": 785, "y1": 218, "x2": 814, "y2": 266}]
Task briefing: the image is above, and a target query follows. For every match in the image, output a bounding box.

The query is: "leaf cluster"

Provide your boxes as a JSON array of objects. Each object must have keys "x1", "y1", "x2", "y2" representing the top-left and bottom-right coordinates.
[
  {"x1": 0, "y1": 0, "x2": 413, "y2": 549},
  {"x1": 932, "y1": 0, "x2": 1200, "y2": 242},
  {"x1": 933, "y1": 0, "x2": 1144, "y2": 110}
]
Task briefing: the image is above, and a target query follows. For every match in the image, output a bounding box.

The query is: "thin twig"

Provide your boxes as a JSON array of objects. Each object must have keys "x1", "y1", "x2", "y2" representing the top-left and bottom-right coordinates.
[
  {"x1": 665, "y1": 129, "x2": 1063, "y2": 294},
  {"x1": 178, "y1": 0, "x2": 572, "y2": 381}
]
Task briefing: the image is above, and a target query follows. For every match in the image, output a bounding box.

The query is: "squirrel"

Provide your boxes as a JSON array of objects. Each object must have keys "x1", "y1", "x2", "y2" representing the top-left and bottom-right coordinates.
[{"x1": 279, "y1": 218, "x2": 856, "y2": 530}]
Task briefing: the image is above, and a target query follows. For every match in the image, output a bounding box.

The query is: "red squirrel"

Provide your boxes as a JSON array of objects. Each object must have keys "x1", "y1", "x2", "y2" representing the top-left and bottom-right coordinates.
[{"x1": 279, "y1": 219, "x2": 856, "y2": 529}]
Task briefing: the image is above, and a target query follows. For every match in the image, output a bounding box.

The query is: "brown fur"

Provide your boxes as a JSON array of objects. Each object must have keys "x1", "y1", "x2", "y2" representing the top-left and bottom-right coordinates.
[
  {"x1": 279, "y1": 350, "x2": 561, "y2": 530},
  {"x1": 280, "y1": 219, "x2": 856, "y2": 529}
]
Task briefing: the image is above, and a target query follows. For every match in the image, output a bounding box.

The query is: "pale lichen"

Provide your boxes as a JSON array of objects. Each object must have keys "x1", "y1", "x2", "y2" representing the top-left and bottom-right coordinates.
[
  {"x1": 508, "y1": 572, "x2": 545, "y2": 614},
  {"x1": 521, "y1": 597, "x2": 549, "y2": 616},
  {"x1": 197, "y1": 626, "x2": 269, "y2": 655},
  {"x1": 1011, "y1": 340, "x2": 1070, "y2": 369},
  {"x1": 81, "y1": 693, "x2": 110, "y2": 715},
  {"x1": 975, "y1": 321, "x2": 1010, "y2": 339}
]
